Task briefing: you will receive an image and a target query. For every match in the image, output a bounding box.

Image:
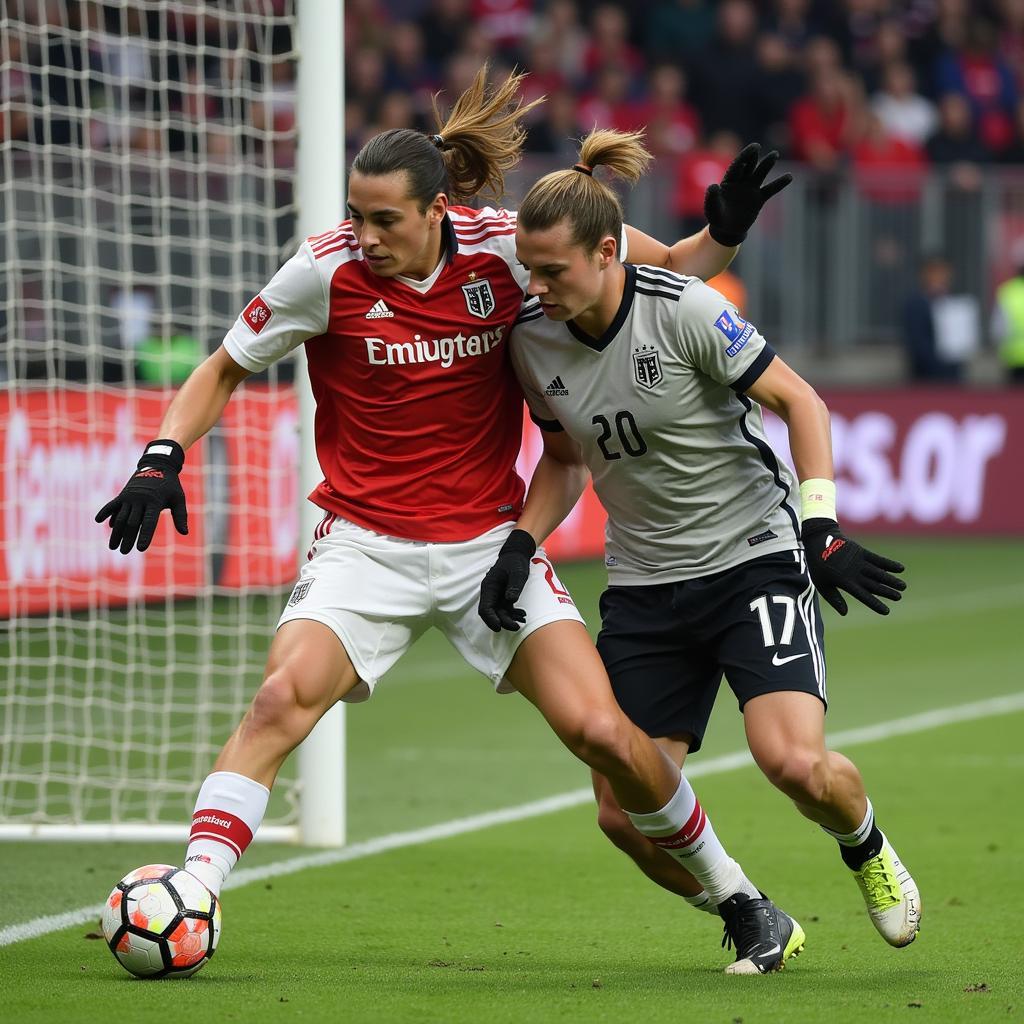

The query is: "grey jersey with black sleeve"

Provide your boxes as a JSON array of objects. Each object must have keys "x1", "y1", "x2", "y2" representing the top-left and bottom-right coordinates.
[{"x1": 510, "y1": 264, "x2": 800, "y2": 585}]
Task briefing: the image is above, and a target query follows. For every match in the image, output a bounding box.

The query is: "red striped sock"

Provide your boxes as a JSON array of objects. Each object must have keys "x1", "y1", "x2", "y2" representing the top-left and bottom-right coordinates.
[
  {"x1": 185, "y1": 771, "x2": 269, "y2": 895},
  {"x1": 648, "y1": 798, "x2": 707, "y2": 852},
  {"x1": 626, "y1": 773, "x2": 758, "y2": 905}
]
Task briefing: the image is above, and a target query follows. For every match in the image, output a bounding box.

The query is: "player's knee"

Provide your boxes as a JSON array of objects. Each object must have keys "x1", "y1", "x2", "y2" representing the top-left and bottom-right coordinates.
[
  {"x1": 762, "y1": 749, "x2": 829, "y2": 803},
  {"x1": 573, "y1": 710, "x2": 637, "y2": 776},
  {"x1": 247, "y1": 671, "x2": 302, "y2": 738},
  {"x1": 596, "y1": 798, "x2": 641, "y2": 853}
]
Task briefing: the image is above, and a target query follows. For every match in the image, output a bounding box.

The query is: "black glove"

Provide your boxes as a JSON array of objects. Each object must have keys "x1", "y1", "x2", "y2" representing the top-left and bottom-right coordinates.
[
  {"x1": 704, "y1": 143, "x2": 793, "y2": 247},
  {"x1": 95, "y1": 439, "x2": 188, "y2": 554},
  {"x1": 478, "y1": 529, "x2": 537, "y2": 632},
  {"x1": 801, "y1": 518, "x2": 906, "y2": 616}
]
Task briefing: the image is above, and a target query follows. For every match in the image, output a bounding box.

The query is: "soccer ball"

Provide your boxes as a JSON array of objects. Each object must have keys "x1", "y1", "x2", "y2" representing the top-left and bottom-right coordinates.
[{"x1": 101, "y1": 864, "x2": 221, "y2": 978}]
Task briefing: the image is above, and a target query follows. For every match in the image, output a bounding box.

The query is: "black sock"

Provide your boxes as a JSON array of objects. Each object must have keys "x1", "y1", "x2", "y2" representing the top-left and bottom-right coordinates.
[{"x1": 840, "y1": 823, "x2": 884, "y2": 871}]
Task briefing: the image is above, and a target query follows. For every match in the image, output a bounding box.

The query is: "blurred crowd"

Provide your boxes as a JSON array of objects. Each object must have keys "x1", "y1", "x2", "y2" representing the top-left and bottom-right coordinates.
[
  {"x1": 7, "y1": 1, "x2": 1024, "y2": 187},
  {"x1": 6, "y1": 0, "x2": 1024, "y2": 381},
  {"x1": 344, "y1": 0, "x2": 1024, "y2": 218}
]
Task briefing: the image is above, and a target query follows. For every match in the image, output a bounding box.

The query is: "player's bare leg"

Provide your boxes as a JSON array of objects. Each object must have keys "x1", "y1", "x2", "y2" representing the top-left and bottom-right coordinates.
[
  {"x1": 743, "y1": 691, "x2": 863, "y2": 832},
  {"x1": 744, "y1": 690, "x2": 921, "y2": 947},
  {"x1": 184, "y1": 619, "x2": 362, "y2": 894},
  {"x1": 506, "y1": 621, "x2": 804, "y2": 973},
  {"x1": 505, "y1": 622, "x2": 677, "y2": 810},
  {"x1": 215, "y1": 620, "x2": 360, "y2": 787}
]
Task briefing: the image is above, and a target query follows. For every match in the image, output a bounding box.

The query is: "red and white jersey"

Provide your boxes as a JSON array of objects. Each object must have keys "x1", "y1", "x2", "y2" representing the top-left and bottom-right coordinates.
[{"x1": 222, "y1": 206, "x2": 530, "y2": 542}]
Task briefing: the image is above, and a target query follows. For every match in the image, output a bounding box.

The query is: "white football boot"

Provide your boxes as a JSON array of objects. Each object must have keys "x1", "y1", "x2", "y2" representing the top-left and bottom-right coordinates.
[{"x1": 851, "y1": 834, "x2": 921, "y2": 947}]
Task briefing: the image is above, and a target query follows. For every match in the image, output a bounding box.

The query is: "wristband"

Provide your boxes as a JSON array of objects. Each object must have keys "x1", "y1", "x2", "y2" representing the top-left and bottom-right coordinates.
[
  {"x1": 140, "y1": 438, "x2": 185, "y2": 473},
  {"x1": 799, "y1": 478, "x2": 836, "y2": 523}
]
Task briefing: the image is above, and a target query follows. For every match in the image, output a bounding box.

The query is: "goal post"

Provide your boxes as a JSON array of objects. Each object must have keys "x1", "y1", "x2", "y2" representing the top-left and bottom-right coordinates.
[
  {"x1": 0, "y1": 0, "x2": 346, "y2": 845},
  {"x1": 294, "y1": 0, "x2": 345, "y2": 848}
]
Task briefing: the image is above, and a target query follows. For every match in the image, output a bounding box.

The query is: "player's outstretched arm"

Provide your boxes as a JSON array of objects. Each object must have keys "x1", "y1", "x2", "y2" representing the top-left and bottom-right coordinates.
[
  {"x1": 744, "y1": 356, "x2": 907, "y2": 616},
  {"x1": 478, "y1": 429, "x2": 588, "y2": 632},
  {"x1": 96, "y1": 346, "x2": 252, "y2": 554},
  {"x1": 624, "y1": 143, "x2": 792, "y2": 281}
]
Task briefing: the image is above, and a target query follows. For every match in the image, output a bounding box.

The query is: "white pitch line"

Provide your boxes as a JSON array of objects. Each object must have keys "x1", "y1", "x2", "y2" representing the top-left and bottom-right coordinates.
[{"x1": 2, "y1": 689, "x2": 1023, "y2": 950}]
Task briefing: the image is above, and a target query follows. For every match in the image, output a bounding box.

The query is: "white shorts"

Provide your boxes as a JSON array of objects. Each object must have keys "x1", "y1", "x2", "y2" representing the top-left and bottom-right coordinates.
[{"x1": 277, "y1": 514, "x2": 585, "y2": 702}]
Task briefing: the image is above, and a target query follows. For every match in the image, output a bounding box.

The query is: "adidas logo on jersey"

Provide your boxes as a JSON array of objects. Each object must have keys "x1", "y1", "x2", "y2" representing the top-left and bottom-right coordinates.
[
  {"x1": 545, "y1": 375, "x2": 569, "y2": 397},
  {"x1": 365, "y1": 299, "x2": 395, "y2": 319}
]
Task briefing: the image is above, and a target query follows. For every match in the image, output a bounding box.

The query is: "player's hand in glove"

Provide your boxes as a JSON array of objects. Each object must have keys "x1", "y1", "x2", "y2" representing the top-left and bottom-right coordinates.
[
  {"x1": 96, "y1": 439, "x2": 188, "y2": 554},
  {"x1": 478, "y1": 528, "x2": 536, "y2": 632},
  {"x1": 704, "y1": 142, "x2": 793, "y2": 247},
  {"x1": 801, "y1": 518, "x2": 906, "y2": 616}
]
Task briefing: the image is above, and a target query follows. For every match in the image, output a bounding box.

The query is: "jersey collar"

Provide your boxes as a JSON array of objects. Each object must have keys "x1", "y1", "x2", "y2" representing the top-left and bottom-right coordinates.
[
  {"x1": 566, "y1": 263, "x2": 637, "y2": 352},
  {"x1": 390, "y1": 214, "x2": 459, "y2": 293}
]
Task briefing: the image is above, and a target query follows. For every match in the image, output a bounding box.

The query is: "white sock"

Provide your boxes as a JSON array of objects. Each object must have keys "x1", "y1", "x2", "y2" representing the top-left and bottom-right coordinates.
[
  {"x1": 185, "y1": 771, "x2": 269, "y2": 895},
  {"x1": 684, "y1": 890, "x2": 719, "y2": 916},
  {"x1": 626, "y1": 773, "x2": 760, "y2": 906},
  {"x1": 821, "y1": 797, "x2": 874, "y2": 845}
]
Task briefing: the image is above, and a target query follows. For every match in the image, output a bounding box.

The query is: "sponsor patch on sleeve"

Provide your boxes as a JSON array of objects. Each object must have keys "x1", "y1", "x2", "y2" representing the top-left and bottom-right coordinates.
[
  {"x1": 242, "y1": 295, "x2": 274, "y2": 335},
  {"x1": 714, "y1": 308, "x2": 755, "y2": 357}
]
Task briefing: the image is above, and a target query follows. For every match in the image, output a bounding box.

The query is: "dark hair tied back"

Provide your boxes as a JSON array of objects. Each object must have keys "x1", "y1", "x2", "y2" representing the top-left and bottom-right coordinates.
[{"x1": 351, "y1": 64, "x2": 543, "y2": 205}]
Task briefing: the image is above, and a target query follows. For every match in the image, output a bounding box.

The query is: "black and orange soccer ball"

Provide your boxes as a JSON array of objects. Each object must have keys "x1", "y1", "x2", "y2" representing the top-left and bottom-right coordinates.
[{"x1": 101, "y1": 864, "x2": 221, "y2": 978}]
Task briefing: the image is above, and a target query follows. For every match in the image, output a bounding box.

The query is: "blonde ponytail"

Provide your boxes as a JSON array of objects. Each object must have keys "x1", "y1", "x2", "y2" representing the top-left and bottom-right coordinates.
[{"x1": 518, "y1": 129, "x2": 652, "y2": 251}]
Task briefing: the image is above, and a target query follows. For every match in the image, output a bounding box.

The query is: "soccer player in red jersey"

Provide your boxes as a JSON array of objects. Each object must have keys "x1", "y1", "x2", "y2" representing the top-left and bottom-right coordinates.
[{"x1": 97, "y1": 67, "x2": 796, "y2": 973}]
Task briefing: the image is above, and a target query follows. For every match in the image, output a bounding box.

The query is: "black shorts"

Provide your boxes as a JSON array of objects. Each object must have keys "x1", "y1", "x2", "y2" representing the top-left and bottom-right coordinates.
[{"x1": 596, "y1": 550, "x2": 827, "y2": 753}]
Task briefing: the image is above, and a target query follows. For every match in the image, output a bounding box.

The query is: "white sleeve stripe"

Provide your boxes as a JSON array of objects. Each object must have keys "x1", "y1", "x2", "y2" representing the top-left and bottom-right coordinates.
[
  {"x1": 311, "y1": 240, "x2": 361, "y2": 261},
  {"x1": 635, "y1": 287, "x2": 684, "y2": 302},
  {"x1": 636, "y1": 266, "x2": 687, "y2": 285},
  {"x1": 456, "y1": 227, "x2": 518, "y2": 244},
  {"x1": 452, "y1": 216, "x2": 513, "y2": 229},
  {"x1": 310, "y1": 231, "x2": 356, "y2": 253}
]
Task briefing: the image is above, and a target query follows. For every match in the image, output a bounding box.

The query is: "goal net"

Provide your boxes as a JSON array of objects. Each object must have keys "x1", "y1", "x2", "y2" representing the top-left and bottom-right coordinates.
[{"x1": 0, "y1": 0, "x2": 327, "y2": 841}]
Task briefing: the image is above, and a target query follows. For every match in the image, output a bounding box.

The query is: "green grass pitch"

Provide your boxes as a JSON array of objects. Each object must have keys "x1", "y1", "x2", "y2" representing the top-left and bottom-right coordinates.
[{"x1": 1, "y1": 539, "x2": 1022, "y2": 1022}]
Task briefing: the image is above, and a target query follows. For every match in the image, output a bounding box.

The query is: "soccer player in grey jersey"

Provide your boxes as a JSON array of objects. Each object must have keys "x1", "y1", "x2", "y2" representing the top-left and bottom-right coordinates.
[{"x1": 479, "y1": 129, "x2": 921, "y2": 955}]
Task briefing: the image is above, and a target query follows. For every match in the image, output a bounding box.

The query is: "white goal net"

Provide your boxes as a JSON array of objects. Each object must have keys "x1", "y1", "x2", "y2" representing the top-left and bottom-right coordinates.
[{"x1": 0, "y1": 0, "x2": 325, "y2": 841}]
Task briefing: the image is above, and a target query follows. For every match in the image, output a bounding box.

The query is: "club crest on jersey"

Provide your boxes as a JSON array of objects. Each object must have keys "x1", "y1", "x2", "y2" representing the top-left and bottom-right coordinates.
[
  {"x1": 242, "y1": 294, "x2": 273, "y2": 335},
  {"x1": 288, "y1": 580, "x2": 313, "y2": 606},
  {"x1": 462, "y1": 278, "x2": 495, "y2": 319},
  {"x1": 632, "y1": 344, "x2": 663, "y2": 389}
]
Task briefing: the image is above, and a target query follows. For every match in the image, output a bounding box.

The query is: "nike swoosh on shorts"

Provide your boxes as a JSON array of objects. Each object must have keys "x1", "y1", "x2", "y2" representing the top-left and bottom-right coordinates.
[{"x1": 771, "y1": 652, "x2": 809, "y2": 667}]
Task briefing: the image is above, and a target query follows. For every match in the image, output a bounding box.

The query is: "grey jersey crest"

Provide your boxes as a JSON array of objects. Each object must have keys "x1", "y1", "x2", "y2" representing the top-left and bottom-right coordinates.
[{"x1": 511, "y1": 264, "x2": 800, "y2": 585}]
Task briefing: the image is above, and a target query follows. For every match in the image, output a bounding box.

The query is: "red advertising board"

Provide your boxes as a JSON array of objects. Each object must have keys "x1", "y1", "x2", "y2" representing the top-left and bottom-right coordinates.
[
  {"x1": 2, "y1": 386, "x2": 1021, "y2": 617},
  {"x1": 218, "y1": 387, "x2": 301, "y2": 589},
  {"x1": 764, "y1": 389, "x2": 1024, "y2": 534},
  {"x1": 0, "y1": 386, "x2": 301, "y2": 617},
  {"x1": 0, "y1": 389, "x2": 206, "y2": 617}
]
